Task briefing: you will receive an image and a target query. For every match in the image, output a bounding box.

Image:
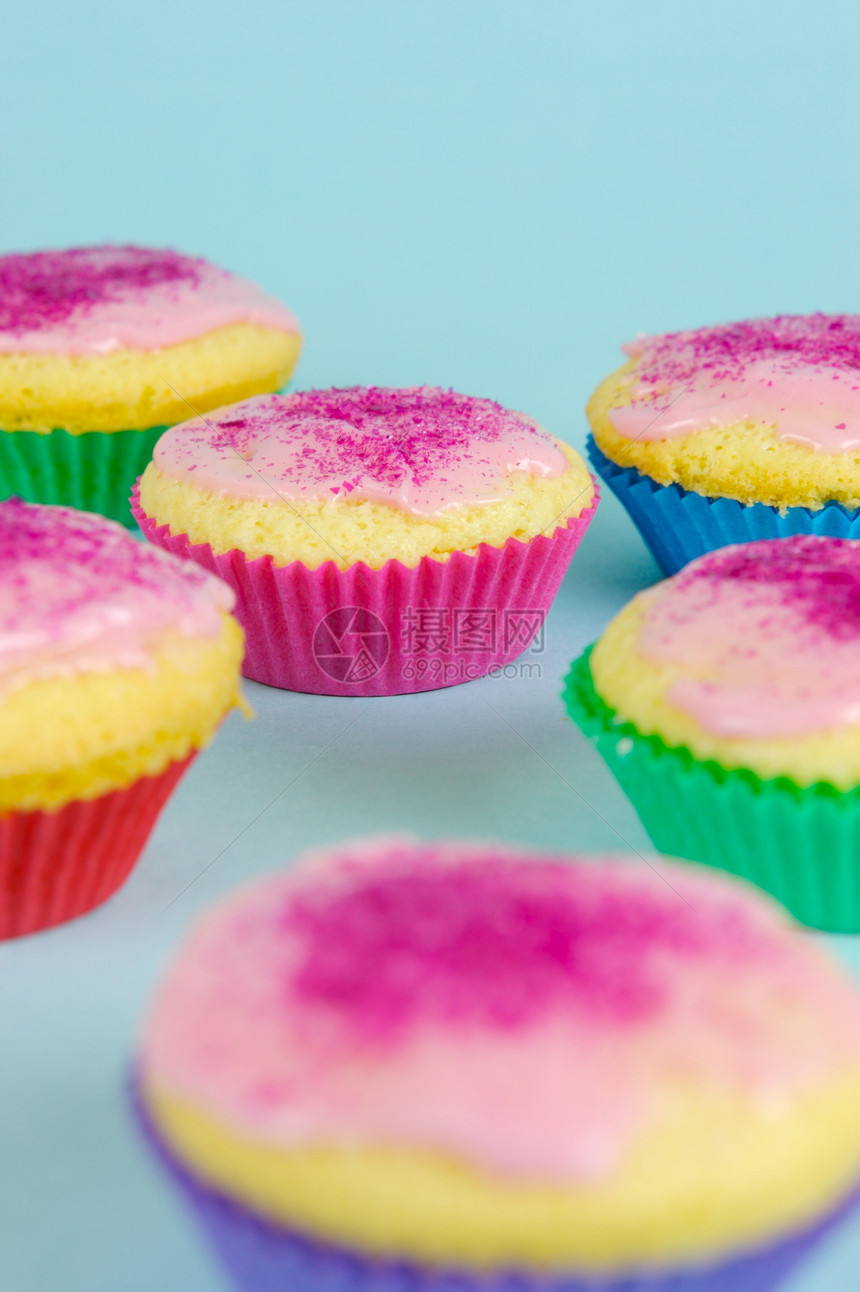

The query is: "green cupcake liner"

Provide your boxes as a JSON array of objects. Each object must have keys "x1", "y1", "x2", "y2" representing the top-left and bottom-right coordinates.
[
  {"x1": 563, "y1": 647, "x2": 860, "y2": 932},
  {"x1": 0, "y1": 424, "x2": 166, "y2": 527}
]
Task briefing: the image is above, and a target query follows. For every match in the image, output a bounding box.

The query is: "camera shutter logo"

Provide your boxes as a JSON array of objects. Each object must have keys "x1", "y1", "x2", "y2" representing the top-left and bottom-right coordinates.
[{"x1": 312, "y1": 607, "x2": 391, "y2": 683}]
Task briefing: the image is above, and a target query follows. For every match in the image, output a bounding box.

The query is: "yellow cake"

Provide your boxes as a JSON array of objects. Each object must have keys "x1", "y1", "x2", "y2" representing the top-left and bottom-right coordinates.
[
  {"x1": 586, "y1": 316, "x2": 860, "y2": 576},
  {"x1": 145, "y1": 1073, "x2": 860, "y2": 1271},
  {"x1": 0, "y1": 498, "x2": 246, "y2": 937},
  {"x1": 588, "y1": 315, "x2": 860, "y2": 511},
  {"x1": 2, "y1": 614, "x2": 244, "y2": 814},
  {"x1": 1, "y1": 322, "x2": 300, "y2": 435},
  {"x1": 588, "y1": 356, "x2": 860, "y2": 512},
  {"x1": 138, "y1": 435, "x2": 592, "y2": 571},
  {"x1": 136, "y1": 839, "x2": 860, "y2": 1283},
  {"x1": 587, "y1": 535, "x2": 860, "y2": 789},
  {"x1": 564, "y1": 534, "x2": 860, "y2": 930},
  {"x1": 134, "y1": 387, "x2": 598, "y2": 696},
  {"x1": 0, "y1": 245, "x2": 301, "y2": 524}
]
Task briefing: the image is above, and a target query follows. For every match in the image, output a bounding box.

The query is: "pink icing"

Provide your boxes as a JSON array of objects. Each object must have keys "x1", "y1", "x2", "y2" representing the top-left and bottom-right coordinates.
[
  {"x1": 0, "y1": 246, "x2": 299, "y2": 355},
  {"x1": 0, "y1": 498, "x2": 234, "y2": 697},
  {"x1": 152, "y1": 387, "x2": 570, "y2": 516},
  {"x1": 139, "y1": 838, "x2": 860, "y2": 1182},
  {"x1": 637, "y1": 535, "x2": 860, "y2": 739},
  {"x1": 608, "y1": 315, "x2": 860, "y2": 453}
]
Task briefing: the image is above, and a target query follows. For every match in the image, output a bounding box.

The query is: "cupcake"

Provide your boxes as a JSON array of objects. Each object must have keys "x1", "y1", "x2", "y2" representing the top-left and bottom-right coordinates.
[
  {"x1": 564, "y1": 533, "x2": 860, "y2": 931},
  {"x1": 587, "y1": 314, "x2": 860, "y2": 574},
  {"x1": 132, "y1": 386, "x2": 598, "y2": 696},
  {"x1": 0, "y1": 497, "x2": 245, "y2": 938},
  {"x1": 0, "y1": 245, "x2": 301, "y2": 526},
  {"x1": 134, "y1": 837, "x2": 860, "y2": 1291}
]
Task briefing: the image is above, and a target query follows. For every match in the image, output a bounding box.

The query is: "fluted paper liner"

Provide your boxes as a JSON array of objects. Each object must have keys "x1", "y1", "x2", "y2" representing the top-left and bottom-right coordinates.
[
  {"x1": 587, "y1": 435, "x2": 860, "y2": 576},
  {"x1": 132, "y1": 484, "x2": 598, "y2": 696},
  {"x1": 564, "y1": 648, "x2": 860, "y2": 932},
  {"x1": 0, "y1": 425, "x2": 165, "y2": 527},
  {"x1": 0, "y1": 754, "x2": 194, "y2": 939},
  {"x1": 131, "y1": 1076, "x2": 859, "y2": 1292}
]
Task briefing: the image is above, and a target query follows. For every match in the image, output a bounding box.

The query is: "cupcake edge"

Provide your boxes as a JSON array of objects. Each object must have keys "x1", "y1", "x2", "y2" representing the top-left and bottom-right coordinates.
[
  {"x1": 563, "y1": 648, "x2": 860, "y2": 932},
  {"x1": 0, "y1": 752, "x2": 194, "y2": 939},
  {"x1": 131, "y1": 482, "x2": 599, "y2": 697},
  {"x1": 586, "y1": 436, "x2": 860, "y2": 576},
  {"x1": 0, "y1": 425, "x2": 166, "y2": 527},
  {"x1": 131, "y1": 1074, "x2": 860, "y2": 1292}
]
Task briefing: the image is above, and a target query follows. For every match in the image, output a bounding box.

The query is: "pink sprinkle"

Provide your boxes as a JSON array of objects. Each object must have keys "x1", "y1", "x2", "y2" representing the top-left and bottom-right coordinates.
[
  {"x1": 0, "y1": 246, "x2": 205, "y2": 335},
  {"x1": 282, "y1": 845, "x2": 765, "y2": 1041},
  {"x1": 0, "y1": 496, "x2": 222, "y2": 630},
  {"x1": 631, "y1": 314, "x2": 860, "y2": 390},
  {"x1": 192, "y1": 386, "x2": 535, "y2": 494},
  {"x1": 681, "y1": 535, "x2": 860, "y2": 641}
]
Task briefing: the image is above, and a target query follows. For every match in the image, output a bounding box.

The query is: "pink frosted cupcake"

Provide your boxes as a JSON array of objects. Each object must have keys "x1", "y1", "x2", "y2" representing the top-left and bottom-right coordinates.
[
  {"x1": 134, "y1": 838, "x2": 860, "y2": 1291},
  {"x1": 133, "y1": 386, "x2": 597, "y2": 695},
  {"x1": 0, "y1": 497, "x2": 244, "y2": 938},
  {"x1": 0, "y1": 245, "x2": 301, "y2": 525},
  {"x1": 564, "y1": 533, "x2": 860, "y2": 930},
  {"x1": 587, "y1": 314, "x2": 860, "y2": 573}
]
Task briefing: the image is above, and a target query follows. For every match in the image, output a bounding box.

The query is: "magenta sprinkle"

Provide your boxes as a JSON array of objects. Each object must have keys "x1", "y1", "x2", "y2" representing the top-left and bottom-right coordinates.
[
  {"x1": 688, "y1": 535, "x2": 860, "y2": 641},
  {"x1": 0, "y1": 497, "x2": 216, "y2": 628},
  {"x1": 284, "y1": 846, "x2": 762, "y2": 1040},
  {"x1": 633, "y1": 314, "x2": 860, "y2": 390},
  {"x1": 0, "y1": 246, "x2": 204, "y2": 335},
  {"x1": 202, "y1": 387, "x2": 532, "y2": 492}
]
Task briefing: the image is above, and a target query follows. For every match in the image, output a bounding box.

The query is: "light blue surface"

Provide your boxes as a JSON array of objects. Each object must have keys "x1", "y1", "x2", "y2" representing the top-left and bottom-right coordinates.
[{"x1": 2, "y1": 3, "x2": 860, "y2": 1289}]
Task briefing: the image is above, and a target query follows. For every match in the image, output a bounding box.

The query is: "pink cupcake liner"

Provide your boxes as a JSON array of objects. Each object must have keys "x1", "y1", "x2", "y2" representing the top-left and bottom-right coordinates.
[
  {"x1": 131, "y1": 483, "x2": 598, "y2": 696},
  {"x1": 0, "y1": 753, "x2": 194, "y2": 939}
]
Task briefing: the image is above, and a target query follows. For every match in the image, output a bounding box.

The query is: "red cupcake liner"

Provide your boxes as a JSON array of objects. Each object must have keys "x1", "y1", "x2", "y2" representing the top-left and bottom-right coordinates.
[
  {"x1": 0, "y1": 753, "x2": 195, "y2": 940},
  {"x1": 131, "y1": 483, "x2": 598, "y2": 696}
]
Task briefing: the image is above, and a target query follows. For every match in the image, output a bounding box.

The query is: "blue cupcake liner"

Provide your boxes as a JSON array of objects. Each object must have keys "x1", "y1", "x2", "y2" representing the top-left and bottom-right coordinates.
[
  {"x1": 130, "y1": 1078, "x2": 859, "y2": 1292},
  {"x1": 586, "y1": 435, "x2": 860, "y2": 575}
]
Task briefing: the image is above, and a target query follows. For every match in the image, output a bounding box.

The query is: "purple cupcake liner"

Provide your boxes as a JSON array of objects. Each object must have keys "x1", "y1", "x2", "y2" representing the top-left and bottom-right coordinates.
[
  {"x1": 586, "y1": 435, "x2": 860, "y2": 575},
  {"x1": 130, "y1": 1079, "x2": 859, "y2": 1292}
]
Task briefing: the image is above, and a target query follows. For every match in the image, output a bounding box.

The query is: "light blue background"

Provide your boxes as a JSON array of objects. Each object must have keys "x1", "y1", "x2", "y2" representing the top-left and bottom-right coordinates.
[{"x1": 3, "y1": 3, "x2": 860, "y2": 1289}]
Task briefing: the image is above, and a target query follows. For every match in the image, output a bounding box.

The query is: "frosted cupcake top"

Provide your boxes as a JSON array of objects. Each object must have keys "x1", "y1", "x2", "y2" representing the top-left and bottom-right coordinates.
[
  {"x1": 636, "y1": 535, "x2": 860, "y2": 740},
  {"x1": 139, "y1": 838, "x2": 860, "y2": 1183},
  {"x1": 608, "y1": 314, "x2": 860, "y2": 453},
  {"x1": 0, "y1": 498, "x2": 234, "y2": 698},
  {"x1": 0, "y1": 246, "x2": 299, "y2": 355},
  {"x1": 152, "y1": 387, "x2": 571, "y2": 516}
]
